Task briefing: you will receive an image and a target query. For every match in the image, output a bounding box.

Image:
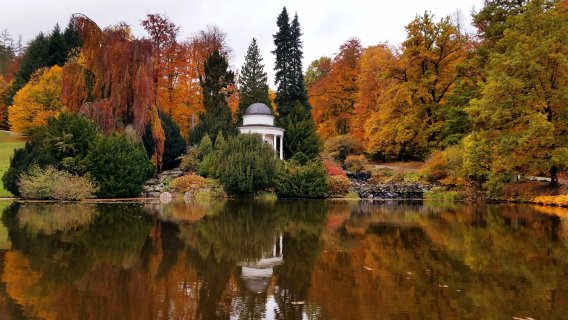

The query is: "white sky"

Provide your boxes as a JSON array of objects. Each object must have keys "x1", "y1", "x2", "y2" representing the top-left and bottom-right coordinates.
[{"x1": 1, "y1": 0, "x2": 483, "y2": 86}]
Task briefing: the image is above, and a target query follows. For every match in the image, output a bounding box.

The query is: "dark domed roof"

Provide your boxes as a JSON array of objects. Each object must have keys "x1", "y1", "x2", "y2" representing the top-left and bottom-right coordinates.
[{"x1": 244, "y1": 103, "x2": 273, "y2": 115}]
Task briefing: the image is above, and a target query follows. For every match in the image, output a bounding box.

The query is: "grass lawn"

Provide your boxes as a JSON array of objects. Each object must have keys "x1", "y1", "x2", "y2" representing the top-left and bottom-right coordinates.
[{"x1": 0, "y1": 131, "x2": 26, "y2": 197}]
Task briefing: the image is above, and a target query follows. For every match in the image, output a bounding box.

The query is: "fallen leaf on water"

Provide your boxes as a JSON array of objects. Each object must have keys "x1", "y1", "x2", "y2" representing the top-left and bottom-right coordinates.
[
  {"x1": 438, "y1": 284, "x2": 449, "y2": 288},
  {"x1": 364, "y1": 266, "x2": 373, "y2": 271},
  {"x1": 291, "y1": 301, "x2": 305, "y2": 305}
]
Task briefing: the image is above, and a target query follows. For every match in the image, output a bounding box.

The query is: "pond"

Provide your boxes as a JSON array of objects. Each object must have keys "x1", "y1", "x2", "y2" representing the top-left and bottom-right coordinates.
[{"x1": 0, "y1": 200, "x2": 567, "y2": 320}]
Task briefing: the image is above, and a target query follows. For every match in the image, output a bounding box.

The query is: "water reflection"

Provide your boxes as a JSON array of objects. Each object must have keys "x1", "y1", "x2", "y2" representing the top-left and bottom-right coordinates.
[{"x1": 0, "y1": 200, "x2": 566, "y2": 319}]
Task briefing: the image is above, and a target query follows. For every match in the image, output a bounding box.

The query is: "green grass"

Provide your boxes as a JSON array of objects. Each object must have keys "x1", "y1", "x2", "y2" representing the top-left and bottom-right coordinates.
[{"x1": 0, "y1": 131, "x2": 26, "y2": 197}]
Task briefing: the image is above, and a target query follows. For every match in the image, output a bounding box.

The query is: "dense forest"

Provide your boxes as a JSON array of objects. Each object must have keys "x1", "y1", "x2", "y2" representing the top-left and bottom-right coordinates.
[{"x1": 0, "y1": 0, "x2": 567, "y2": 199}]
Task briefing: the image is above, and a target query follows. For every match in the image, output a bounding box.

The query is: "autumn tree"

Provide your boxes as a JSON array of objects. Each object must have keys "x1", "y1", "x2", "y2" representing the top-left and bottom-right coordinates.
[
  {"x1": 236, "y1": 38, "x2": 271, "y2": 123},
  {"x1": 464, "y1": 0, "x2": 568, "y2": 192},
  {"x1": 352, "y1": 45, "x2": 395, "y2": 141},
  {"x1": 187, "y1": 27, "x2": 232, "y2": 105},
  {"x1": 61, "y1": 14, "x2": 164, "y2": 168},
  {"x1": 8, "y1": 66, "x2": 64, "y2": 133},
  {"x1": 365, "y1": 13, "x2": 468, "y2": 160},
  {"x1": 305, "y1": 57, "x2": 331, "y2": 88},
  {"x1": 308, "y1": 38, "x2": 363, "y2": 139},
  {"x1": 189, "y1": 50, "x2": 235, "y2": 144},
  {"x1": 141, "y1": 14, "x2": 194, "y2": 136}
]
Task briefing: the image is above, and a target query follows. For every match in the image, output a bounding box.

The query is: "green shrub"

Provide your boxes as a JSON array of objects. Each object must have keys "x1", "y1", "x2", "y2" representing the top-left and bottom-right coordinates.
[
  {"x1": 323, "y1": 134, "x2": 363, "y2": 163},
  {"x1": 290, "y1": 151, "x2": 309, "y2": 165},
  {"x1": 194, "y1": 179, "x2": 227, "y2": 200},
  {"x1": 178, "y1": 145, "x2": 199, "y2": 172},
  {"x1": 423, "y1": 187, "x2": 463, "y2": 201},
  {"x1": 327, "y1": 175, "x2": 352, "y2": 197},
  {"x1": 3, "y1": 113, "x2": 97, "y2": 196},
  {"x1": 18, "y1": 166, "x2": 97, "y2": 200},
  {"x1": 83, "y1": 133, "x2": 155, "y2": 198},
  {"x1": 344, "y1": 154, "x2": 368, "y2": 172},
  {"x1": 275, "y1": 160, "x2": 329, "y2": 198},
  {"x1": 345, "y1": 191, "x2": 360, "y2": 199},
  {"x1": 197, "y1": 134, "x2": 214, "y2": 160},
  {"x1": 216, "y1": 134, "x2": 278, "y2": 196},
  {"x1": 255, "y1": 191, "x2": 278, "y2": 201}
]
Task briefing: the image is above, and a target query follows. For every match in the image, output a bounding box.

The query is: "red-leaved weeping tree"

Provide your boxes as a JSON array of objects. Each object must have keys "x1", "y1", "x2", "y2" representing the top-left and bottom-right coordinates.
[{"x1": 62, "y1": 14, "x2": 165, "y2": 169}]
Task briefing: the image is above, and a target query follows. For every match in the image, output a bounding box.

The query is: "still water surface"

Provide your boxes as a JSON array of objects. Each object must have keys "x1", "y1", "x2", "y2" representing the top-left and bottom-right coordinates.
[{"x1": 0, "y1": 200, "x2": 567, "y2": 320}]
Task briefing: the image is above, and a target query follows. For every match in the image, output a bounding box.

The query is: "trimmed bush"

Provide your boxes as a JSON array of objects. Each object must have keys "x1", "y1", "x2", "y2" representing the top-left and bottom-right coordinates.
[
  {"x1": 275, "y1": 160, "x2": 329, "y2": 198},
  {"x1": 83, "y1": 133, "x2": 155, "y2": 198},
  {"x1": 18, "y1": 166, "x2": 97, "y2": 200},
  {"x1": 327, "y1": 175, "x2": 352, "y2": 197},
  {"x1": 344, "y1": 155, "x2": 368, "y2": 172},
  {"x1": 216, "y1": 134, "x2": 278, "y2": 196}
]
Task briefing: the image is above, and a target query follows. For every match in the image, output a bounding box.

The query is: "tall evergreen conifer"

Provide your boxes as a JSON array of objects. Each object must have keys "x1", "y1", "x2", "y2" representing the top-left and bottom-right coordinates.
[
  {"x1": 190, "y1": 50, "x2": 235, "y2": 144},
  {"x1": 3, "y1": 22, "x2": 81, "y2": 106},
  {"x1": 237, "y1": 38, "x2": 271, "y2": 123},
  {"x1": 273, "y1": 7, "x2": 321, "y2": 158}
]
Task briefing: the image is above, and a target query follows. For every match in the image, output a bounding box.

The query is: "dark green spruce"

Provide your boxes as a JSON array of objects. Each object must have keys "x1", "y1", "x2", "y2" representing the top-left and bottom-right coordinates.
[
  {"x1": 273, "y1": 7, "x2": 321, "y2": 159},
  {"x1": 3, "y1": 22, "x2": 81, "y2": 106},
  {"x1": 190, "y1": 50, "x2": 235, "y2": 145},
  {"x1": 237, "y1": 38, "x2": 271, "y2": 123}
]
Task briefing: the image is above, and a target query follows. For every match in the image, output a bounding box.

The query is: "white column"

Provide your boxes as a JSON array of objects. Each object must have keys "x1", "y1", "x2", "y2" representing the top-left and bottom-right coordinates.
[
  {"x1": 273, "y1": 134, "x2": 277, "y2": 152},
  {"x1": 279, "y1": 134, "x2": 284, "y2": 160},
  {"x1": 262, "y1": 133, "x2": 266, "y2": 143}
]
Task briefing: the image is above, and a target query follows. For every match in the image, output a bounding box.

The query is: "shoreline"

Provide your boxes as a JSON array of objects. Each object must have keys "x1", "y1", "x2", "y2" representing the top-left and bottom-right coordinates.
[{"x1": 0, "y1": 196, "x2": 567, "y2": 209}]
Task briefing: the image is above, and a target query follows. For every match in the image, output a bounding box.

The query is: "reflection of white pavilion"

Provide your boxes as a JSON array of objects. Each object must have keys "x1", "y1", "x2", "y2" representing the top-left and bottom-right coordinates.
[
  {"x1": 238, "y1": 234, "x2": 284, "y2": 293},
  {"x1": 238, "y1": 103, "x2": 285, "y2": 160}
]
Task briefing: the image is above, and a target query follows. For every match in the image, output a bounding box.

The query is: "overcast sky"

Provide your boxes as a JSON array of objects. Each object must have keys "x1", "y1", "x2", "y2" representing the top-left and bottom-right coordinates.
[{"x1": 1, "y1": 0, "x2": 483, "y2": 85}]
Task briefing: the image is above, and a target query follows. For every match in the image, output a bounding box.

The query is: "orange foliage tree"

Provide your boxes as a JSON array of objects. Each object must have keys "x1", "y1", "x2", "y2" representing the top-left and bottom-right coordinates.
[
  {"x1": 352, "y1": 44, "x2": 395, "y2": 142},
  {"x1": 61, "y1": 14, "x2": 164, "y2": 167},
  {"x1": 8, "y1": 66, "x2": 64, "y2": 133},
  {"x1": 364, "y1": 13, "x2": 468, "y2": 159},
  {"x1": 141, "y1": 20, "x2": 233, "y2": 137},
  {"x1": 308, "y1": 38, "x2": 363, "y2": 140}
]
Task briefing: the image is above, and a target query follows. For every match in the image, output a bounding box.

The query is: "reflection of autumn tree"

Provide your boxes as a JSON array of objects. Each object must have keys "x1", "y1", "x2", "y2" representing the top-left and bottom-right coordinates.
[{"x1": 309, "y1": 202, "x2": 568, "y2": 319}]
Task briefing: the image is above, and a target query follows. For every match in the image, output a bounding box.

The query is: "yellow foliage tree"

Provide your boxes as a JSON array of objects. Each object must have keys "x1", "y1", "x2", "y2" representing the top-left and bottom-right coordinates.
[{"x1": 8, "y1": 65, "x2": 64, "y2": 133}]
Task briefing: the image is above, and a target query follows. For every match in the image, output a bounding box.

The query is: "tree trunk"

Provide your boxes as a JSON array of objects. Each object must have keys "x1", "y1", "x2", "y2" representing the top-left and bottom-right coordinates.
[{"x1": 550, "y1": 165, "x2": 560, "y2": 187}]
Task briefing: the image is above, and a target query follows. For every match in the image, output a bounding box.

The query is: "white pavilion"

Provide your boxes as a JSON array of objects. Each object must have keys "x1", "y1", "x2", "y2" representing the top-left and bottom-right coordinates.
[{"x1": 238, "y1": 103, "x2": 285, "y2": 160}]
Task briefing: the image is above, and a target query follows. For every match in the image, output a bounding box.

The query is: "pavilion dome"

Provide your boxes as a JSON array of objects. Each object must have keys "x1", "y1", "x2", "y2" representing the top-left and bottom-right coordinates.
[{"x1": 244, "y1": 103, "x2": 273, "y2": 116}]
